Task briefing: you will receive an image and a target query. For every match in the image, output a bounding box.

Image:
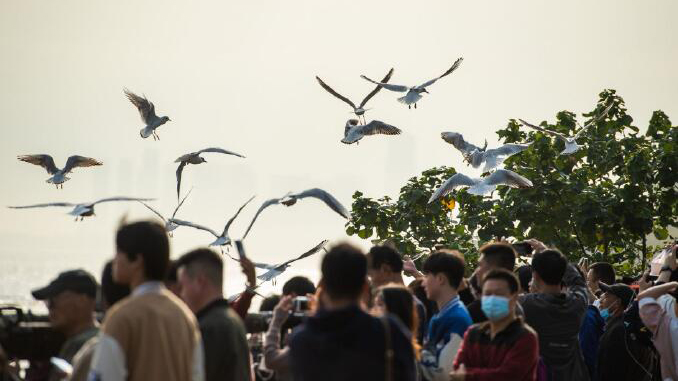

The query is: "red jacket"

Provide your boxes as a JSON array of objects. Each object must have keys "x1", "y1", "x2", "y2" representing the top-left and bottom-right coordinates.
[{"x1": 453, "y1": 318, "x2": 539, "y2": 381}]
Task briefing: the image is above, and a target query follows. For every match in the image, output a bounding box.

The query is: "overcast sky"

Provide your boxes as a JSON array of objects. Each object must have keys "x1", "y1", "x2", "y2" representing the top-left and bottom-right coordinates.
[{"x1": 1, "y1": 0, "x2": 677, "y2": 306}]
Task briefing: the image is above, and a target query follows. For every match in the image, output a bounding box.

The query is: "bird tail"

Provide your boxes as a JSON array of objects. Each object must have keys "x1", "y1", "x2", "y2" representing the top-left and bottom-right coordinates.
[{"x1": 140, "y1": 127, "x2": 152, "y2": 138}]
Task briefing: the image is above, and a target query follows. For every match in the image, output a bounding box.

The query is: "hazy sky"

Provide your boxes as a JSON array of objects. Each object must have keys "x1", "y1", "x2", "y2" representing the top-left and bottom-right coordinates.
[{"x1": 1, "y1": 1, "x2": 677, "y2": 306}]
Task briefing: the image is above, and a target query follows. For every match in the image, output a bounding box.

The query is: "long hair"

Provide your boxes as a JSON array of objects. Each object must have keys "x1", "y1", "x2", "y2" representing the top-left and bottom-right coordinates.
[{"x1": 376, "y1": 284, "x2": 421, "y2": 359}]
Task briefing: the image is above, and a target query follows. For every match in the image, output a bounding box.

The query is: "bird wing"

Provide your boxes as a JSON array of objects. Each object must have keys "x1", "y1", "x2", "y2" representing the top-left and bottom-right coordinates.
[
  {"x1": 17, "y1": 155, "x2": 59, "y2": 175},
  {"x1": 62, "y1": 155, "x2": 103, "y2": 174},
  {"x1": 171, "y1": 187, "x2": 193, "y2": 219},
  {"x1": 359, "y1": 75, "x2": 409, "y2": 92},
  {"x1": 359, "y1": 68, "x2": 395, "y2": 108},
  {"x1": 241, "y1": 197, "x2": 282, "y2": 239},
  {"x1": 290, "y1": 188, "x2": 350, "y2": 219},
  {"x1": 483, "y1": 169, "x2": 533, "y2": 188},
  {"x1": 440, "y1": 132, "x2": 482, "y2": 156},
  {"x1": 574, "y1": 102, "x2": 614, "y2": 140},
  {"x1": 279, "y1": 240, "x2": 330, "y2": 267},
  {"x1": 418, "y1": 57, "x2": 464, "y2": 88},
  {"x1": 8, "y1": 202, "x2": 75, "y2": 209},
  {"x1": 197, "y1": 147, "x2": 246, "y2": 158},
  {"x1": 428, "y1": 173, "x2": 477, "y2": 203},
  {"x1": 315, "y1": 76, "x2": 356, "y2": 109},
  {"x1": 124, "y1": 88, "x2": 157, "y2": 124},
  {"x1": 169, "y1": 218, "x2": 220, "y2": 238},
  {"x1": 138, "y1": 201, "x2": 166, "y2": 222},
  {"x1": 485, "y1": 143, "x2": 530, "y2": 158},
  {"x1": 221, "y1": 195, "x2": 256, "y2": 237},
  {"x1": 518, "y1": 119, "x2": 567, "y2": 140},
  {"x1": 91, "y1": 197, "x2": 155, "y2": 206},
  {"x1": 360, "y1": 120, "x2": 402, "y2": 136},
  {"x1": 176, "y1": 161, "x2": 188, "y2": 201}
]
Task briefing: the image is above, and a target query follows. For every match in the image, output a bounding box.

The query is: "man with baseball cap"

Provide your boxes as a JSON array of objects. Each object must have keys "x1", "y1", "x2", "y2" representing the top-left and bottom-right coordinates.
[
  {"x1": 32, "y1": 269, "x2": 99, "y2": 380},
  {"x1": 595, "y1": 282, "x2": 654, "y2": 381}
]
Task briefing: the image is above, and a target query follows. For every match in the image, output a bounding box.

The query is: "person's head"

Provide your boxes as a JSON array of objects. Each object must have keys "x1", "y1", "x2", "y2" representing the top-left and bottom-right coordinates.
[
  {"x1": 515, "y1": 265, "x2": 532, "y2": 294},
  {"x1": 481, "y1": 269, "x2": 520, "y2": 322},
  {"x1": 259, "y1": 294, "x2": 281, "y2": 312},
  {"x1": 530, "y1": 249, "x2": 567, "y2": 292},
  {"x1": 477, "y1": 243, "x2": 516, "y2": 280},
  {"x1": 165, "y1": 260, "x2": 182, "y2": 296},
  {"x1": 587, "y1": 262, "x2": 615, "y2": 293},
  {"x1": 421, "y1": 250, "x2": 465, "y2": 301},
  {"x1": 366, "y1": 245, "x2": 404, "y2": 287},
  {"x1": 31, "y1": 269, "x2": 97, "y2": 335},
  {"x1": 408, "y1": 278, "x2": 438, "y2": 318},
  {"x1": 373, "y1": 285, "x2": 417, "y2": 332},
  {"x1": 320, "y1": 243, "x2": 368, "y2": 304},
  {"x1": 114, "y1": 220, "x2": 170, "y2": 286},
  {"x1": 598, "y1": 283, "x2": 635, "y2": 321},
  {"x1": 282, "y1": 276, "x2": 316, "y2": 297},
  {"x1": 176, "y1": 248, "x2": 223, "y2": 313},
  {"x1": 101, "y1": 261, "x2": 130, "y2": 311}
]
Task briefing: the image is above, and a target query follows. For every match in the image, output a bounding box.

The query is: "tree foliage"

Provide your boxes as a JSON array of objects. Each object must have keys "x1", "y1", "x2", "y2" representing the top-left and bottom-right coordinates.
[{"x1": 346, "y1": 90, "x2": 678, "y2": 275}]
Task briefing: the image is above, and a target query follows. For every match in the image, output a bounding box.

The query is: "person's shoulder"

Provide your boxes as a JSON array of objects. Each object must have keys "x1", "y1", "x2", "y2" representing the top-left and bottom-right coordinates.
[{"x1": 200, "y1": 304, "x2": 246, "y2": 332}]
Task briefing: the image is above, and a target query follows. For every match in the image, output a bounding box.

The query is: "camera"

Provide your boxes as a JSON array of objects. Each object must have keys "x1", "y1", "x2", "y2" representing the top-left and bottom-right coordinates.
[
  {"x1": 243, "y1": 312, "x2": 305, "y2": 334},
  {"x1": 293, "y1": 297, "x2": 309, "y2": 312},
  {"x1": 0, "y1": 306, "x2": 64, "y2": 361},
  {"x1": 512, "y1": 242, "x2": 533, "y2": 256}
]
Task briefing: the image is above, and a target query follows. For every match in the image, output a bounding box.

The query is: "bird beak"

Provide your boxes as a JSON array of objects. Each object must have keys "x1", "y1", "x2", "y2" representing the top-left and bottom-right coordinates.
[{"x1": 423, "y1": 89, "x2": 430, "y2": 94}]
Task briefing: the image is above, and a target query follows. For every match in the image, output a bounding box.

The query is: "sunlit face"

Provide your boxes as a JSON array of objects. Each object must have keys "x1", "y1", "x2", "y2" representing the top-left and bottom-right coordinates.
[
  {"x1": 476, "y1": 254, "x2": 491, "y2": 280},
  {"x1": 177, "y1": 267, "x2": 202, "y2": 313},
  {"x1": 46, "y1": 290, "x2": 92, "y2": 333},
  {"x1": 482, "y1": 278, "x2": 517, "y2": 313},
  {"x1": 113, "y1": 249, "x2": 139, "y2": 285},
  {"x1": 599, "y1": 292, "x2": 620, "y2": 316},
  {"x1": 371, "y1": 293, "x2": 387, "y2": 317},
  {"x1": 423, "y1": 272, "x2": 445, "y2": 300},
  {"x1": 587, "y1": 269, "x2": 599, "y2": 292},
  {"x1": 367, "y1": 265, "x2": 388, "y2": 288}
]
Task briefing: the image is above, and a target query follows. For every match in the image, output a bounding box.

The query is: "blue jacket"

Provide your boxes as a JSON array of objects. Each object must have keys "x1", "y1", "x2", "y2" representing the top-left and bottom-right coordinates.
[
  {"x1": 423, "y1": 295, "x2": 472, "y2": 367},
  {"x1": 579, "y1": 305, "x2": 604, "y2": 379}
]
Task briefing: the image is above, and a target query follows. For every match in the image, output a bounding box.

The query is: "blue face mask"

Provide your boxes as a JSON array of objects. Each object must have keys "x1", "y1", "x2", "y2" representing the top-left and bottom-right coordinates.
[
  {"x1": 600, "y1": 308, "x2": 610, "y2": 321},
  {"x1": 481, "y1": 295, "x2": 510, "y2": 321}
]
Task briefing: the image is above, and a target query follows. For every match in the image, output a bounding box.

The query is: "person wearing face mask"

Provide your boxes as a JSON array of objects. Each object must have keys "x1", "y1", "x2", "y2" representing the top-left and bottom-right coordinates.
[
  {"x1": 450, "y1": 269, "x2": 539, "y2": 381},
  {"x1": 594, "y1": 282, "x2": 655, "y2": 381}
]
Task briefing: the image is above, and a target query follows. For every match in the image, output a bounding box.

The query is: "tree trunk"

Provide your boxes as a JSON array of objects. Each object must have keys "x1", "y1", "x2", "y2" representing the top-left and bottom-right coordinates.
[{"x1": 642, "y1": 234, "x2": 648, "y2": 267}]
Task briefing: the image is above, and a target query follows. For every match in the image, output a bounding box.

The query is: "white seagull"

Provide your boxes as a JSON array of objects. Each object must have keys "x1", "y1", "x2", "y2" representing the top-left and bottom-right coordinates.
[
  {"x1": 17, "y1": 155, "x2": 102, "y2": 189},
  {"x1": 124, "y1": 88, "x2": 171, "y2": 140},
  {"x1": 360, "y1": 57, "x2": 463, "y2": 109},
  {"x1": 242, "y1": 240, "x2": 330, "y2": 284},
  {"x1": 428, "y1": 169, "x2": 533, "y2": 203},
  {"x1": 175, "y1": 148, "x2": 245, "y2": 200},
  {"x1": 316, "y1": 68, "x2": 394, "y2": 124},
  {"x1": 241, "y1": 189, "x2": 349, "y2": 239},
  {"x1": 341, "y1": 119, "x2": 402, "y2": 145},
  {"x1": 519, "y1": 103, "x2": 613, "y2": 155},
  {"x1": 169, "y1": 195, "x2": 255, "y2": 251},
  {"x1": 138, "y1": 188, "x2": 193, "y2": 236},
  {"x1": 440, "y1": 132, "x2": 530, "y2": 172},
  {"x1": 8, "y1": 197, "x2": 154, "y2": 221}
]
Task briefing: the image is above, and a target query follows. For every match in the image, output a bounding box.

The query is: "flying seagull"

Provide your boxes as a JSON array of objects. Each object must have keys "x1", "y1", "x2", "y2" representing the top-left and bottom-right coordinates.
[
  {"x1": 8, "y1": 197, "x2": 154, "y2": 221},
  {"x1": 316, "y1": 68, "x2": 394, "y2": 124},
  {"x1": 138, "y1": 188, "x2": 193, "y2": 236},
  {"x1": 169, "y1": 195, "x2": 255, "y2": 251},
  {"x1": 17, "y1": 155, "x2": 102, "y2": 189},
  {"x1": 428, "y1": 169, "x2": 533, "y2": 203},
  {"x1": 360, "y1": 57, "x2": 463, "y2": 109},
  {"x1": 241, "y1": 189, "x2": 350, "y2": 239},
  {"x1": 175, "y1": 148, "x2": 245, "y2": 200},
  {"x1": 519, "y1": 103, "x2": 613, "y2": 155},
  {"x1": 440, "y1": 132, "x2": 530, "y2": 172},
  {"x1": 341, "y1": 119, "x2": 401, "y2": 145},
  {"x1": 124, "y1": 88, "x2": 171, "y2": 140}
]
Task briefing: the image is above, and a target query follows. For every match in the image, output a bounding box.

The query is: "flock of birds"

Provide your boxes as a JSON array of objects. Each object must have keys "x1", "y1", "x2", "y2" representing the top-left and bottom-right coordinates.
[{"x1": 8, "y1": 57, "x2": 614, "y2": 284}]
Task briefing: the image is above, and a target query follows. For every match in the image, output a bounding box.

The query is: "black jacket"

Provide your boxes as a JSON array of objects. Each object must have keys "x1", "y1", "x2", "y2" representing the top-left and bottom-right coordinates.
[
  {"x1": 595, "y1": 314, "x2": 655, "y2": 381},
  {"x1": 289, "y1": 305, "x2": 416, "y2": 381}
]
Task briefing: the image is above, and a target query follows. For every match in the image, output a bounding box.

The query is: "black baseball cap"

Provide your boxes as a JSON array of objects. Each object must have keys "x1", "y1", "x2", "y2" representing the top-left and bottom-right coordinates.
[
  {"x1": 31, "y1": 269, "x2": 98, "y2": 300},
  {"x1": 599, "y1": 282, "x2": 635, "y2": 309}
]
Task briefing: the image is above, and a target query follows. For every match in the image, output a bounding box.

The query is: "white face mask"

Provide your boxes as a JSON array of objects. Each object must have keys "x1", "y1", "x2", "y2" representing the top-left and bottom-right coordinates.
[{"x1": 593, "y1": 299, "x2": 601, "y2": 309}]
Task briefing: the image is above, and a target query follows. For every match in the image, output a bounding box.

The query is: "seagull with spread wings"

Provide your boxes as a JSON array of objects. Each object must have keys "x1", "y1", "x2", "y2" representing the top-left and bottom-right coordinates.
[
  {"x1": 138, "y1": 188, "x2": 193, "y2": 236},
  {"x1": 440, "y1": 132, "x2": 531, "y2": 172},
  {"x1": 341, "y1": 119, "x2": 401, "y2": 145},
  {"x1": 169, "y1": 195, "x2": 255, "y2": 251},
  {"x1": 124, "y1": 88, "x2": 171, "y2": 140},
  {"x1": 360, "y1": 57, "x2": 463, "y2": 109},
  {"x1": 316, "y1": 68, "x2": 394, "y2": 124},
  {"x1": 519, "y1": 103, "x2": 613, "y2": 155},
  {"x1": 17, "y1": 154, "x2": 102, "y2": 189},
  {"x1": 428, "y1": 169, "x2": 533, "y2": 203},
  {"x1": 8, "y1": 197, "x2": 154, "y2": 221},
  {"x1": 242, "y1": 188, "x2": 350, "y2": 239},
  {"x1": 175, "y1": 147, "x2": 245, "y2": 200}
]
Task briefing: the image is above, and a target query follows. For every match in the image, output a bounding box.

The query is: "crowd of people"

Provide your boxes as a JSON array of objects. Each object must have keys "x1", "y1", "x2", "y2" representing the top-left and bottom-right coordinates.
[{"x1": 2, "y1": 219, "x2": 678, "y2": 381}]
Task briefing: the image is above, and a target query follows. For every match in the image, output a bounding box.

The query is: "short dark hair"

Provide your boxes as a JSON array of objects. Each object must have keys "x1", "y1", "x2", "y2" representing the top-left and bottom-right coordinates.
[
  {"x1": 483, "y1": 268, "x2": 519, "y2": 294},
  {"x1": 422, "y1": 250, "x2": 465, "y2": 289},
  {"x1": 590, "y1": 262, "x2": 615, "y2": 285},
  {"x1": 321, "y1": 243, "x2": 367, "y2": 300},
  {"x1": 165, "y1": 260, "x2": 180, "y2": 283},
  {"x1": 515, "y1": 265, "x2": 532, "y2": 293},
  {"x1": 367, "y1": 245, "x2": 403, "y2": 273},
  {"x1": 176, "y1": 248, "x2": 223, "y2": 288},
  {"x1": 101, "y1": 261, "x2": 130, "y2": 307},
  {"x1": 259, "y1": 294, "x2": 281, "y2": 312},
  {"x1": 282, "y1": 276, "x2": 316, "y2": 296},
  {"x1": 116, "y1": 221, "x2": 170, "y2": 281},
  {"x1": 479, "y1": 243, "x2": 516, "y2": 271},
  {"x1": 531, "y1": 249, "x2": 567, "y2": 286}
]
